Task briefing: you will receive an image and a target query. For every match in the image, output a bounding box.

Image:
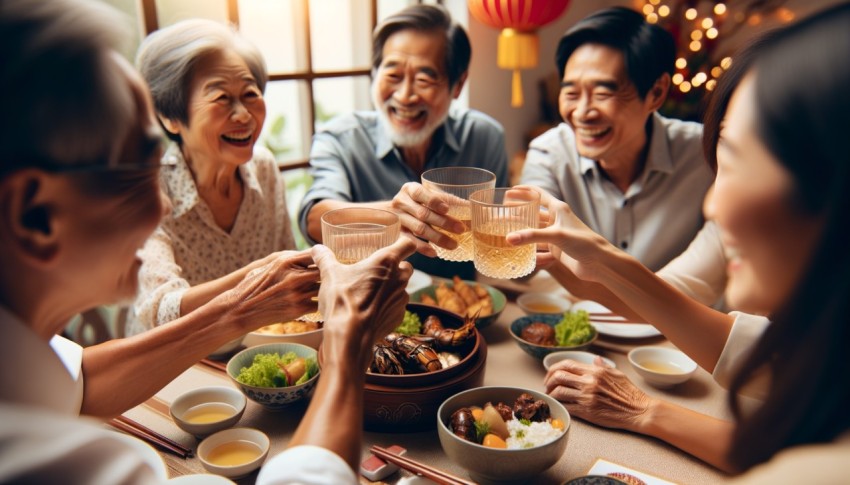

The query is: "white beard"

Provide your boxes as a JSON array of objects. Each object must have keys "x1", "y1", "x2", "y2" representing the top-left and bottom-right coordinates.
[{"x1": 372, "y1": 83, "x2": 449, "y2": 148}]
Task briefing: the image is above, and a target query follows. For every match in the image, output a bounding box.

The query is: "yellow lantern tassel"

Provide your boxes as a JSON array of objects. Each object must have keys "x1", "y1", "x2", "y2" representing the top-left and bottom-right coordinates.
[
  {"x1": 511, "y1": 69, "x2": 523, "y2": 107},
  {"x1": 498, "y1": 29, "x2": 539, "y2": 108}
]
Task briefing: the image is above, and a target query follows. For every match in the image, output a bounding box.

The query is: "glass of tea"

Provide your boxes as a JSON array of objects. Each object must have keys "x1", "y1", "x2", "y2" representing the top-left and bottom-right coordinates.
[
  {"x1": 421, "y1": 167, "x2": 496, "y2": 262},
  {"x1": 469, "y1": 187, "x2": 539, "y2": 279},
  {"x1": 320, "y1": 207, "x2": 400, "y2": 264}
]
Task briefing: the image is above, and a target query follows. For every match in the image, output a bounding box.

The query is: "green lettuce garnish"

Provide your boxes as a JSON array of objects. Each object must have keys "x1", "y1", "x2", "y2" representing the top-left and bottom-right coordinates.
[
  {"x1": 554, "y1": 310, "x2": 594, "y2": 346},
  {"x1": 236, "y1": 351, "x2": 317, "y2": 387}
]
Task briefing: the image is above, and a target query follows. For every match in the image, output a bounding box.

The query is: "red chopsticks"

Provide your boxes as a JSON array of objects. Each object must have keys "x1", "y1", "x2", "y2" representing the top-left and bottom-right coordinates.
[
  {"x1": 369, "y1": 445, "x2": 475, "y2": 485},
  {"x1": 109, "y1": 415, "x2": 193, "y2": 458},
  {"x1": 200, "y1": 358, "x2": 228, "y2": 373}
]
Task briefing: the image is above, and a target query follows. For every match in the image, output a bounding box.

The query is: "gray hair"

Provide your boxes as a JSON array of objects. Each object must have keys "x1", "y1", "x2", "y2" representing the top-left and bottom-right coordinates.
[
  {"x1": 0, "y1": 0, "x2": 135, "y2": 173},
  {"x1": 136, "y1": 19, "x2": 268, "y2": 142}
]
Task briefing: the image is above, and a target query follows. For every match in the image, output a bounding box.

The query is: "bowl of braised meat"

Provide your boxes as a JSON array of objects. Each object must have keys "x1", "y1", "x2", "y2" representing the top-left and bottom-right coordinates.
[
  {"x1": 330, "y1": 302, "x2": 486, "y2": 432},
  {"x1": 509, "y1": 312, "x2": 597, "y2": 360},
  {"x1": 437, "y1": 386, "x2": 570, "y2": 482}
]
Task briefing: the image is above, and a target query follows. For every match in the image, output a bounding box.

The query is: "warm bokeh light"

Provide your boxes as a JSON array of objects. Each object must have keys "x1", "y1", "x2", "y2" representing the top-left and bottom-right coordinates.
[
  {"x1": 706, "y1": 27, "x2": 718, "y2": 39},
  {"x1": 642, "y1": 4, "x2": 654, "y2": 15},
  {"x1": 675, "y1": 57, "x2": 687, "y2": 69},
  {"x1": 777, "y1": 7, "x2": 796, "y2": 23},
  {"x1": 720, "y1": 57, "x2": 733, "y2": 69},
  {"x1": 693, "y1": 72, "x2": 707, "y2": 84},
  {"x1": 672, "y1": 73, "x2": 684, "y2": 85},
  {"x1": 714, "y1": 3, "x2": 727, "y2": 16},
  {"x1": 701, "y1": 18, "x2": 714, "y2": 29},
  {"x1": 689, "y1": 40, "x2": 702, "y2": 52},
  {"x1": 658, "y1": 5, "x2": 670, "y2": 17},
  {"x1": 649, "y1": 0, "x2": 660, "y2": 4},
  {"x1": 691, "y1": 30, "x2": 703, "y2": 41},
  {"x1": 748, "y1": 14, "x2": 762, "y2": 26},
  {"x1": 685, "y1": 8, "x2": 697, "y2": 20},
  {"x1": 680, "y1": 81, "x2": 692, "y2": 93},
  {"x1": 711, "y1": 66, "x2": 724, "y2": 78},
  {"x1": 647, "y1": 13, "x2": 658, "y2": 23},
  {"x1": 706, "y1": 79, "x2": 717, "y2": 91}
]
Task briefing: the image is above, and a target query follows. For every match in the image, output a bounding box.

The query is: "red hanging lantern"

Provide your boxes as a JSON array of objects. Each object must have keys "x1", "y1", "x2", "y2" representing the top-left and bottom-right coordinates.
[{"x1": 468, "y1": 0, "x2": 571, "y2": 107}]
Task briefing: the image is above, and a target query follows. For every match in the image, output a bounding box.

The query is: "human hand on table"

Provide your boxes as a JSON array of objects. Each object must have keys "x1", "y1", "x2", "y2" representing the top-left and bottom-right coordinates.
[
  {"x1": 544, "y1": 358, "x2": 653, "y2": 432},
  {"x1": 311, "y1": 237, "x2": 417, "y2": 369},
  {"x1": 389, "y1": 182, "x2": 466, "y2": 257}
]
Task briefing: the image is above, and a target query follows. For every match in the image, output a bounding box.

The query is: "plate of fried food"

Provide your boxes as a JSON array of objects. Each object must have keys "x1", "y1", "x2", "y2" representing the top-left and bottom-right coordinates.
[
  {"x1": 409, "y1": 276, "x2": 506, "y2": 329},
  {"x1": 242, "y1": 319, "x2": 324, "y2": 349}
]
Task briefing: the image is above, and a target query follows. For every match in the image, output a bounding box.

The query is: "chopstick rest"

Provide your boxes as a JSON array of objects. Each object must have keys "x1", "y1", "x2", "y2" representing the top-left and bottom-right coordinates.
[{"x1": 360, "y1": 444, "x2": 406, "y2": 481}]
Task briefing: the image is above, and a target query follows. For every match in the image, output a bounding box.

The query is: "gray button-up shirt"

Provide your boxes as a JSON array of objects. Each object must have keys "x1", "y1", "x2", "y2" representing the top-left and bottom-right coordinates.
[{"x1": 521, "y1": 113, "x2": 713, "y2": 271}]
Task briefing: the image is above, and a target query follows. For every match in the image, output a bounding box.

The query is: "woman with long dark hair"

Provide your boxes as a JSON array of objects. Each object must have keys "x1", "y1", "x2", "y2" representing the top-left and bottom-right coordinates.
[{"x1": 511, "y1": 3, "x2": 850, "y2": 480}]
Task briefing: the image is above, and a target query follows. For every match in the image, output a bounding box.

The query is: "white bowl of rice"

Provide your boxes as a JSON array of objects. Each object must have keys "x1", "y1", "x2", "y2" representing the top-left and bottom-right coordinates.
[{"x1": 437, "y1": 386, "x2": 570, "y2": 482}]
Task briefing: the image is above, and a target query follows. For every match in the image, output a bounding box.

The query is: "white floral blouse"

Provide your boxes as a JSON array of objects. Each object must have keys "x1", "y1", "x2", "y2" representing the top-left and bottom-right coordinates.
[{"x1": 127, "y1": 143, "x2": 295, "y2": 335}]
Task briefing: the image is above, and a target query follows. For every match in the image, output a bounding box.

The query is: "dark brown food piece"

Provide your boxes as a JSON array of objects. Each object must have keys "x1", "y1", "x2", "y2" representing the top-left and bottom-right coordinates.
[
  {"x1": 513, "y1": 392, "x2": 551, "y2": 422},
  {"x1": 520, "y1": 322, "x2": 556, "y2": 346},
  {"x1": 494, "y1": 402, "x2": 514, "y2": 422},
  {"x1": 450, "y1": 407, "x2": 477, "y2": 442}
]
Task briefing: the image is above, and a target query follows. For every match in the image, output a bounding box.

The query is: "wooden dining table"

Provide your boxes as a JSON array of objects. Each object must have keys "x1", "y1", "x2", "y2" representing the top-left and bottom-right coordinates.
[{"x1": 122, "y1": 270, "x2": 747, "y2": 484}]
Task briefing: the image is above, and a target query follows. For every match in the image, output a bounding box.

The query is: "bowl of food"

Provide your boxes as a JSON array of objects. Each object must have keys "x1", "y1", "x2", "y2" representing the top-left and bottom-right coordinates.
[
  {"x1": 542, "y1": 350, "x2": 616, "y2": 371},
  {"x1": 198, "y1": 427, "x2": 269, "y2": 479},
  {"x1": 409, "y1": 276, "x2": 506, "y2": 329},
  {"x1": 328, "y1": 303, "x2": 486, "y2": 432},
  {"x1": 226, "y1": 342, "x2": 320, "y2": 410},
  {"x1": 628, "y1": 346, "x2": 697, "y2": 388},
  {"x1": 510, "y1": 311, "x2": 598, "y2": 360},
  {"x1": 170, "y1": 386, "x2": 246, "y2": 438},
  {"x1": 437, "y1": 386, "x2": 570, "y2": 482},
  {"x1": 242, "y1": 319, "x2": 323, "y2": 349},
  {"x1": 516, "y1": 292, "x2": 572, "y2": 316}
]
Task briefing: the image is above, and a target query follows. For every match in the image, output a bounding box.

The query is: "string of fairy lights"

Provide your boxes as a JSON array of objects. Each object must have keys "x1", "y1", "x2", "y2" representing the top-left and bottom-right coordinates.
[{"x1": 638, "y1": 0, "x2": 796, "y2": 98}]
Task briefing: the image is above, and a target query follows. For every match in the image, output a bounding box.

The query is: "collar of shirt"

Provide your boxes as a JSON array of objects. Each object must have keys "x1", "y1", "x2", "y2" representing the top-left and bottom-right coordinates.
[
  {"x1": 0, "y1": 306, "x2": 83, "y2": 415},
  {"x1": 160, "y1": 142, "x2": 264, "y2": 220},
  {"x1": 578, "y1": 112, "x2": 676, "y2": 178}
]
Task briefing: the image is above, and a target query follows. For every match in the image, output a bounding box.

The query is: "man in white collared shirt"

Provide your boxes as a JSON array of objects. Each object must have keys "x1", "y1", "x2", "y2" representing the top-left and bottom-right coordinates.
[{"x1": 521, "y1": 7, "x2": 713, "y2": 272}]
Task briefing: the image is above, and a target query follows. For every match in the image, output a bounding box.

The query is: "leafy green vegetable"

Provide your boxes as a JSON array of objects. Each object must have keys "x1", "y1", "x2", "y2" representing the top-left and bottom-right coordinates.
[
  {"x1": 474, "y1": 420, "x2": 490, "y2": 443},
  {"x1": 236, "y1": 351, "x2": 318, "y2": 387},
  {"x1": 394, "y1": 310, "x2": 422, "y2": 336},
  {"x1": 554, "y1": 310, "x2": 594, "y2": 346},
  {"x1": 519, "y1": 418, "x2": 531, "y2": 426}
]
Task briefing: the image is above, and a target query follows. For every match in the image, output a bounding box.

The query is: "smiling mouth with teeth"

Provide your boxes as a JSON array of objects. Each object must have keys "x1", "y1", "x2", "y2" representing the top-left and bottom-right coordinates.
[
  {"x1": 576, "y1": 126, "x2": 611, "y2": 138},
  {"x1": 221, "y1": 132, "x2": 253, "y2": 144}
]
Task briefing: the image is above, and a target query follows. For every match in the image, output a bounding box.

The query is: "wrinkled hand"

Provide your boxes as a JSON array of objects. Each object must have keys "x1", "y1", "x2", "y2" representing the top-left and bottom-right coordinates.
[
  {"x1": 390, "y1": 182, "x2": 466, "y2": 257},
  {"x1": 506, "y1": 185, "x2": 615, "y2": 283},
  {"x1": 311, "y1": 237, "x2": 417, "y2": 369},
  {"x1": 544, "y1": 358, "x2": 652, "y2": 431},
  {"x1": 226, "y1": 250, "x2": 321, "y2": 329}
]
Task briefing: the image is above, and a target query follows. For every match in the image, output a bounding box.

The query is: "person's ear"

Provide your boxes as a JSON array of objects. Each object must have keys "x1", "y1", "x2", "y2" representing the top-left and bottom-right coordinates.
[
  {"x1": 158, "y1": 115, "x2": 181, "y2": 136},
  {"x1": 451, "y1": 72, "x2": 469, "y2": 99},
  {"x1": 0, "y1": 171, "x2": 61, "y2": 266},
  {"x1": 646, "y1": 73, "x2": 670, "y2": 111}
]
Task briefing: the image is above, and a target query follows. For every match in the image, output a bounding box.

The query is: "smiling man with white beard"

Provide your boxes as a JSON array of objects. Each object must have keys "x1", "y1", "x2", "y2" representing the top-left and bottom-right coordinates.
[
  {"x1": 299, "y1": 4, "x2": 508, "y2": 279},
  {"x1": 521, "y1": 7, "x2": 714, "y2": 273}
]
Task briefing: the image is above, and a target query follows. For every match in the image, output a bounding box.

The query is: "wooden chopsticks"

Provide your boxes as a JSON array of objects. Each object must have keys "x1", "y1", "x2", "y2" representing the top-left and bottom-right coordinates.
[
  {"x1": 200, "y1": 358, "x2": 228, "y2": 373},
  {"x1": 369, "y1": 445, "x2": 475, "y2": 485},
  {"x1": 109, "y1": 415, "x2": 193, "y2": 458},
  {"x1": 587, "y1": 312, "x2": 644, "y2": 324}
]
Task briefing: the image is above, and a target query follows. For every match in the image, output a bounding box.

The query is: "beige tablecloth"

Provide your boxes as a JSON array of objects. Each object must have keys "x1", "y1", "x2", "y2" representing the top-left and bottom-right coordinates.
[{"x1": 125, "y1": 271, "x2": 743, "y2": 484}]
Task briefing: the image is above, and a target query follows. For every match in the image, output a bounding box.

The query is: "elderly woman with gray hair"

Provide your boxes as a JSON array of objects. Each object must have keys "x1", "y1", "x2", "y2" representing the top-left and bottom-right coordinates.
[{"x1": 128, "y1": 19, "x2": 306, "y2": 334}]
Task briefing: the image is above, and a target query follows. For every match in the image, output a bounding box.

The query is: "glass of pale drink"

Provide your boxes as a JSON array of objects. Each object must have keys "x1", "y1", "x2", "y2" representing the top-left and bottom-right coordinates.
[
  {"x1": 469, "y1": 187, "x2": 539, "y2": 279},
  {"x1": 420, "y1": 167, "x2": 496, "y2": 262},
  {"x1": 320, "y1": 208, "x2": 400, "y2": 264}
]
